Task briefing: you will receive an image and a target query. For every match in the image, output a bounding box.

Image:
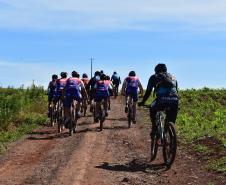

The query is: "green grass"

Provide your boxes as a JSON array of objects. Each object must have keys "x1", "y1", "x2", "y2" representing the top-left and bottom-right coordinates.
[
  {"x1": 207, "y1": 157, "x2": 226, "y2": 174},
  {"x1": 193, "y1": 144, "x2": 212, "y2": 155},
  {"x1": 0, "y1": 85, "x2": 47, "y2": 153}
]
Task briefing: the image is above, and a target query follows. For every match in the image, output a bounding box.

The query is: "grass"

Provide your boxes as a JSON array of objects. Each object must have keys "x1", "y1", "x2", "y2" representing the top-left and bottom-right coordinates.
[
  {"x1": 0, "y1": 85, "x2": 47, "y2": 153},
  {"x1": 207, "y1": 157, "x2": 226, "y2": 174},
  {"x1": 193, "y1": 144, "x2": 212, "y2": 155}
]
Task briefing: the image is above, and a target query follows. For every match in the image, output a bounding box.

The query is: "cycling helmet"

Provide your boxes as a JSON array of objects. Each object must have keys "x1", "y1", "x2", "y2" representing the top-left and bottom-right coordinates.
[
  {"x1": 155, "y1": 63, "x2": 167, "y2": 74},
  {"x1": 72, "y1": 71, "x2": 80, "y2": 78},
  {"x1": 106, "y1": 75, "x2": 110, "y2": 80},
  {"x1": 129, "y1": 71, "x2": 136, "y2": 77},
  {"x1": 60, "y1": 72, "x2": 67, "y2": 78},
  {"x1": 82, "y1": 73, "x2": 88, "y2": 78},
  {"x1": 100, "y1": 70, "x2": 104, "y2": 74},
  {"x1": 100, "y1": 74, "x2": 106, "y2": 81},
  {"x1": 95, "y1": 71, "x2": 101, "y2": 77},
  {"x1": 52, "y1": 74, "x2": 58, "y2": 80}
]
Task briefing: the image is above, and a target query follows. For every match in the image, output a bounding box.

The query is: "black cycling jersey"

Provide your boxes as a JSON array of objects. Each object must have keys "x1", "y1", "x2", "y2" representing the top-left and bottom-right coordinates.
[{"x1": 142, "y1": 72, "x2": 178, "y2": 103}]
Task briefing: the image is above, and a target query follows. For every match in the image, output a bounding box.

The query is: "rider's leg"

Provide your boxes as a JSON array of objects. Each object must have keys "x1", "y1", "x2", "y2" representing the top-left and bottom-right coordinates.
[
  {"x1": 125, "y1": 95, "x2": 129, "y2": 113},
  {"x1": 103, "y1": 98, "x2": 108, "y2": 117},
  {"x1": 166, "y1": 98, "x2": 179, "y2": 123},
  {"x1": 149, "y1": 100, "x2": 158, "y2": 137}
]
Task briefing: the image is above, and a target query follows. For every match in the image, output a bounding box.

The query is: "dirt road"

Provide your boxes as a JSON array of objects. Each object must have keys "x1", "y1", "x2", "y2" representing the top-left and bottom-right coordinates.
[{"x1": 0, "y1": 97, "x2": 225, "y2": 185}]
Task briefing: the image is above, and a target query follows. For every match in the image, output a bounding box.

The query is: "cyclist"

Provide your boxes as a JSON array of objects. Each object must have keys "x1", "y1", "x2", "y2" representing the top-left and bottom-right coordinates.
[
  {"x1": 111, "y1": 71, "x2": 121, "y2": 96},
  {"x1": 138, "y1": 63, "x2": 179, "y2": 138},
  {"x1": 81, "y1": 73, "x2": 90, "y2": 114},
  {"x1": 47, "y1": 74, "x2": 58, "y2": 117},
  {"x1": 121, "y1": 71, "x2": 144, "y2": 123},
  {"x1": 64, "y1": 71, "x2": 87, "y2": 121},
  {"x1": 55, "y1": 72, "x2": 68, "y2": 102},
  {"x1": 105, "y1": 75, "x2": 114, "y2": 110},
  {"x1": 94, "y1": 73, "x2": 111, "y2": 122},
  {"x1": 87, "y1": 71, "x2": 101, "y2": 112}
]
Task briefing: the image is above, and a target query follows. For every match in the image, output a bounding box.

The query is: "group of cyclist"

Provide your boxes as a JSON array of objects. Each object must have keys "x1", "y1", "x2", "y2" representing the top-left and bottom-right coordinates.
[
  {"x1": 47, "y1": 70, "x2": 122, "y2": 126},
  {"x1": 47, "y1": 63, "x2": 179, "y2": 137}
]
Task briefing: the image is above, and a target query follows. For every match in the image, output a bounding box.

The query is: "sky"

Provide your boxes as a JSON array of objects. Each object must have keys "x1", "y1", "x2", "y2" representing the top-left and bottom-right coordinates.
[{"x1": 0, "y1": 0, "x2": 226, "y2": 89}]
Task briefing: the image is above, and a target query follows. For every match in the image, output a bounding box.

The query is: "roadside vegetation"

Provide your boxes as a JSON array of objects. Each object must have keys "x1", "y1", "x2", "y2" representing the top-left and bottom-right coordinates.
[
  {"x1": 177, "y1": 88, "x2": 226, "y2": 174},
  {"x1": 0, "y1": 85, "x2": 47, "y2": 152},
  {"x1": 145, "y1": 88, "x2": 226, "y2": 174}
]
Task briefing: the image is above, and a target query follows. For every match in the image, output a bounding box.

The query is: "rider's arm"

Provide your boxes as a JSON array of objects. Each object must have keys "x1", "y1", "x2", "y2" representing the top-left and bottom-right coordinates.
[
  {"x1": 80, "y1": 81, "x2": 88, "y2": 99},
  {"x1": 140, "y1": 76, "x2": 155, "y2": 104}
]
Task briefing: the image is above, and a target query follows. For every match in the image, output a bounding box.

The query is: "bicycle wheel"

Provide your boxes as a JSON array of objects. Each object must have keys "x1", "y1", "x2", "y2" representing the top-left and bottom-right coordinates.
[
  {"x1": 50, "y1": 105, "x2": 54, "y2": 127},
  {"x1": 69, "y1": 106, "x2": 74, "y2": 136},
  {"x1": 163, "y1": 122, "x2": 177, "y2": 167},
  {"x1": 150, "y1": 133, "x2": 158, "y2": 162},
  {"x1": 100, "y1": 109, "x2": 105, "y2": 131},
  {"x1": 128, "y1": 106, "x2": 132, "y2": 128}
]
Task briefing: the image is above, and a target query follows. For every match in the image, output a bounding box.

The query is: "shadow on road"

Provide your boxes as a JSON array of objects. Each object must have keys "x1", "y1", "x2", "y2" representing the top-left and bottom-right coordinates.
[
  {"x1": 103, "y1": 125, "x2": 129, "y2": 130},
  {"x1": 106, "y1": 117, "x2": 127, "y2": 121},
  {"x1": 27, "y1": 132, "x2": 69, "y2": 140},
  {"x1": 96, "y1": 159, "x2": 168, "y2": 174}
]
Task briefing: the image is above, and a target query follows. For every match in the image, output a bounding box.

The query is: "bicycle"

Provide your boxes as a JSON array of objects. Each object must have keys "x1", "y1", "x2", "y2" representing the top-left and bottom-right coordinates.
[
  {"x1": 127, "y1": 95, "x2": 135, "y2": 128},
  {"x1": 143, "y1": 105, "x2": 177, "y2": 167},
  {"x1": 49, "y1": 101, "x2": 57, "y2": 127},
  {"x1": 113, "y1": 84, "x2": 119, "y2": 99},
  {"x1": 81, "y1": 98, "x2": 88, "y2": 117},
  {"x1": 68, "y1": 100, "x2": 78, "y2": 136},
  {"x1": 94, "y1": 100, "x2": 106, "y2": 131}
]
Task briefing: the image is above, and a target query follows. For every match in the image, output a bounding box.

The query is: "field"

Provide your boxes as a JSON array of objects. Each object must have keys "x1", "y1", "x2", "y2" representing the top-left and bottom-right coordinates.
[
  {"x1": 177, "y1": 88, "x2": 226, "y2": 173},
  {"x1": 0, "y1": 85, "x2": 47, "y2": 152}
]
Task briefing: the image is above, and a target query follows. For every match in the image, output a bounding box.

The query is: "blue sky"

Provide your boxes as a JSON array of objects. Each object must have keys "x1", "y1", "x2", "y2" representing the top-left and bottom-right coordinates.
[{"x1": 0, "y1": 0, "x2": 226, "y2": 89}]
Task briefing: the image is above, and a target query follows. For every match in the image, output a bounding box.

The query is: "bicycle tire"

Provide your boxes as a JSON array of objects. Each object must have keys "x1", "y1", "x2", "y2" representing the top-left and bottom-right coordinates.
[
  {"x1": 163, "y1": 122, "x2": 177, "y2": 167},
  {"x1": 100, "y1": 109, "x2": 105, "y2": 131},
  {"x1": 128, "y1": 106, "x2": 132, "y2": 128},
  {"x1": 150, "y1": 134, "x2": 158, "y2": 162}
]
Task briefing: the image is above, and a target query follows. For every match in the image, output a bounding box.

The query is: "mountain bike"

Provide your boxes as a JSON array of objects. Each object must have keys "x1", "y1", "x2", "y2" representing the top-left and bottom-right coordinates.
[
  {"x1": 68, "y1": 100, "x2": 78, "y2": 136},
  {"x1": 56, "y1": 99, "x2": 65, "y2": 133},
  {"x1": 143, "y1": 105, "x2": 177, "y2": 167},
  {"x1": 81, "y1": 98, "x2": 88, "y2": 117},
  {"x1": 113, "y1": 84, "x2": 119, "y2": 99},
  {"x1": 127, "y1": 95, "x2": 135, "y2": 128},
  {"x1": 49, "y1": 101, "x2": 57, "y2": 127},
  {"x1": 94, "y1": 100, "x2": 106, "y2": 131}
]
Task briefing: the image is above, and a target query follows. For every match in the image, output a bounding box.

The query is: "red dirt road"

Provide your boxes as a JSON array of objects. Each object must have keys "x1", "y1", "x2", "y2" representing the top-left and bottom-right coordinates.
[{"x1": 0, "y1": 97, "x2": 225, "y2": 185}]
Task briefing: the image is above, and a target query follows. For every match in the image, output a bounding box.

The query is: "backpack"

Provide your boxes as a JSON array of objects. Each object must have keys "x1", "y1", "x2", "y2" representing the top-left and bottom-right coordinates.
[{"x1": 154, "y1": 73, "x2": 177, "y2": 96}]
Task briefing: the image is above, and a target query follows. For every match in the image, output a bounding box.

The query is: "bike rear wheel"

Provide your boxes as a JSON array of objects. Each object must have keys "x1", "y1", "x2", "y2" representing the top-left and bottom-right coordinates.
[
  {"x1": 128, "y1": 107, "x2": 132, "y2": 128},
  {"x1": 163, "y1": 122, "x2": 177, "y2": 167},
  {"x1": 150, "y1": 133, "x2": 158, "y2": 162},
  {"x1": 100, "y1": 109, "x2": 105, "y2": 131}
]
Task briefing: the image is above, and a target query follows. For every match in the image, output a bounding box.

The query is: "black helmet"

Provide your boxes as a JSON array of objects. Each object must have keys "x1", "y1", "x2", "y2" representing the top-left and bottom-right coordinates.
[
  {"x1": 129, "y1": 71, "x2": 136, "y2": 77},
  {"x1": 95, "y1": 71, "x2": 101, "y2": 77},
  {"x1": 82, "y1": 73, "x2": 88, "y2": 78},
  {"x1": 100, "y1": 70, "x2": 104, "y2": 74},
  {"x1": 106, "y1": 75, "x2": 110, "y2": 80},
  {"x1": 113, "y1": 71, "x2": 117, "y2": 75},
  {"x1": 155, "y1": 63, "x2": 167, "y2": 74},
  {"x1": 52, "y1": 74, "x2": 58, "y2": 80},
  {"x1": 60, "y1": 72, "x2": 67, "y2": 78},
  {"x1": 72, "y1": 71, "x2": 80, "y2": 78},
  {"x1": 100, "y1": 73, "x2": 106, "y2": 81}
]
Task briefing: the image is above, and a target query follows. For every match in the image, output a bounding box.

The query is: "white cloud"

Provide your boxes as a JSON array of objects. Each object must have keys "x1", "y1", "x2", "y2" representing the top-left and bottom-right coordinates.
[{"x1": 0, "y1": 0, "x2": 226, "y2": 31}]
